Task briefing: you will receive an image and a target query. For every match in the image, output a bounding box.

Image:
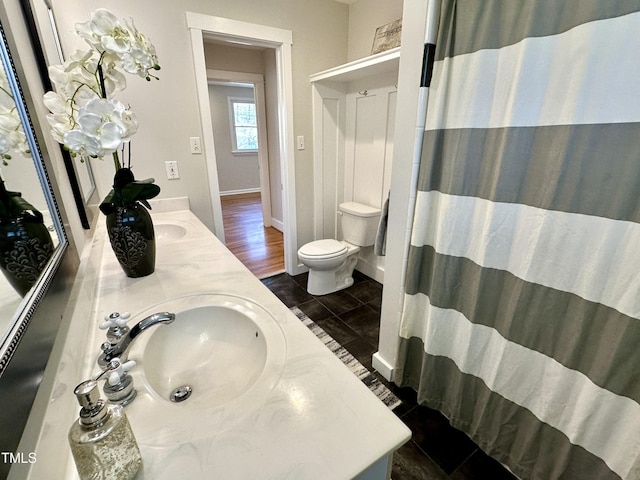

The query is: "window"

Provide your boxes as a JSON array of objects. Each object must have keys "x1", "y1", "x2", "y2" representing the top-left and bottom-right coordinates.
[{"x1": 229, "y1": 98, "x2": 258, "y2": 153}]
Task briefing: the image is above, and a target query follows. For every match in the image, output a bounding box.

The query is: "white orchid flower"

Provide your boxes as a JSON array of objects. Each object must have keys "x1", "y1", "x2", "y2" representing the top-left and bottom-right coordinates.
[
  {"x1": 0, "y1": 130, "x2": 26, "y2": 159},
  {"x1": 0, "y1": 106, "x2": 28, "y2": 157},
  {"x1": 63, "y1": 129, "x2": 102, "y2": 157},
  {"x1": 79, "y1": 97, "x2": 123, "y2": 126},
  {"x1": 71, "y1": 98, "x2": 138, "y2": 156},
  {"x1": 82, "y1": 97, "x2": 122, "y2": 120},
  {"x1": 43, "y1": 91, "x2": 76, "y2": 142},
  {"x1": 125, "y1": 19, "x2": 159, "y2": 79},
  {"x1": 120, "y1": 49, "x2": 148, "y2": 77},
  {"x1": 43, "y1": 91, "x2": 71, "y2": 115},
  {"x1": 100, "y1": 62, "x2": 127, "y2": 95},
  {"x1": 48, "y1": 54, "x2": 100, "y2": 102},
  {"x1": 117, "y1": 113, "x2": 137, "y2": 140},
  {"x1": 63, "y1": 50, "x2": 92, "y2": 71},
  {"x1": 44, "y1": 9, "x2": 160, "y2": 160},
  {"x1": 3, "y1": 130, "x2": 29, "y2": 155},
  {"x1": 47, "y1": 64, "x2": 80, "y2": 95},
  {"x1": 101, "y1": 29, "x2": 134, "y2": 55},
  {"x1": 77, "y1": 9, "x2": 133, "y2": 55},
  {"x1": 75, "y1": 20, "x2": 101, "y2": 51},
  {"x1": 46, "y1": 116, "x2": 72, "y2": 144},
  {"x1": 0, "y1": 73, "x2": 30, "y2": 160},
  {"x1": 78, "y1": 116, "x2": 123, "y2": 153}
]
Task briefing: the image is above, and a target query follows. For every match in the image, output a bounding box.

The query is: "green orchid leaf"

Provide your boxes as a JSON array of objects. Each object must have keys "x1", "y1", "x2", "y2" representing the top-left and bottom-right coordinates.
[
  {"x1": 120, "y1": 181, "x2": 161, "y2": 205},
  {"x1": 99, "y1": 189, "x2": 118, "y2": 215},
  {"x1": 99, "y1": 179, "x2": 161, "y2": 215}
]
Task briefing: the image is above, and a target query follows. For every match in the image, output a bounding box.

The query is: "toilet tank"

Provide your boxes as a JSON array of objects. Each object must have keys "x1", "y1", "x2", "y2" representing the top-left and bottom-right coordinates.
[{"x1": 338, "y1": 202, "x2": 381, "y2": 246}]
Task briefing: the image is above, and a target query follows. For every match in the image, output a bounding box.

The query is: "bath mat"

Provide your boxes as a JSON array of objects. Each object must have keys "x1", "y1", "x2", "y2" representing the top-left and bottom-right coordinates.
[{"x1": 290, "y1": 306, "x2": 401, "y2": 410}]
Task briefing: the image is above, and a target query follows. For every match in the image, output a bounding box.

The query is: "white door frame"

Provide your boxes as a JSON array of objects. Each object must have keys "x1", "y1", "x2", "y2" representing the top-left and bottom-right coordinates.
[
  {"x1": 187, "y1": 12, "x2": 299, "y2": 275},
  {"x1": 207, "y1": 70, "x2": 272, "y2": 228}
]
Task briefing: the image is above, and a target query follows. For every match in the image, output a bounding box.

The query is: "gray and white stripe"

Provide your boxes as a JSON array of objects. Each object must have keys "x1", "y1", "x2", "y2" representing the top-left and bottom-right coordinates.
[{"x1": 398, "y1": 2, "x2": 640, "y2": 479}]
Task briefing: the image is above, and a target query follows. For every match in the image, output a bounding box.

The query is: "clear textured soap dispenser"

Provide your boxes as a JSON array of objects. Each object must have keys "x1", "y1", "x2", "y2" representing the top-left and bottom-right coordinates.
[{"x1": 68, "y1": 379, "x2": 142, "y2": 480}]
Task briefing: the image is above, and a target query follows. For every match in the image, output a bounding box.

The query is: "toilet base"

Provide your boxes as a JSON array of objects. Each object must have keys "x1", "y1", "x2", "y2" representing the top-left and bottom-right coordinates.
[
  {"x1": 307, "y1": 270, "x2": 354, "y2": 296},
  {"x1": 305, "y1": 254, "x2": 358, "y2": 296}
]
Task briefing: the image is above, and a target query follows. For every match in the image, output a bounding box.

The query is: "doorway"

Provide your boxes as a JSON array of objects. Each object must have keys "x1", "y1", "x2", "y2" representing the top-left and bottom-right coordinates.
[
  {"x1": 187, "y1": 12, "x2": 301, "y2": 276},
  {"x1": 206, "y1": 70, "x2": 272, "y2": 228},
  {"x1": 207, "y1": 74, "x2": 285, "y2": 278}
]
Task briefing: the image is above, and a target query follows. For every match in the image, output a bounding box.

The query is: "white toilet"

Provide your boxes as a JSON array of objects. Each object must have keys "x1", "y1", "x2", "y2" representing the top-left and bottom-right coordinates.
[{"x1": 298, "y1": 202, "x2": 381, "y2": 295}]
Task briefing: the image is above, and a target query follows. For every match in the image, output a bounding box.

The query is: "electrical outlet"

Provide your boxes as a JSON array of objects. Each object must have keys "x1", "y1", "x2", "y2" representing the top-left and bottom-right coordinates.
[
  {"x1": 165, "y1": 161, "x2": 180, "y2": 179},
  {"x1": 190, "y1": 137, "x2": 202, "y2": 154}
]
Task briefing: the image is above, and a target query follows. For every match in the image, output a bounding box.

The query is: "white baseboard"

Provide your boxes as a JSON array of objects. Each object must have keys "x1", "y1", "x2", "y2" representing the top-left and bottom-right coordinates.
[
  {"x1": 355, "y1": 259, "x2": 385, "y2": 284},
  {"x1": 271, "y1": 218, "x2": 284, "y2": 232},
  {"x1": 219, "y1": 188, "x2": 261, "y2": 196},
  {"x1": 372, "y1": 352, "x2": 394, "y2": 382}
]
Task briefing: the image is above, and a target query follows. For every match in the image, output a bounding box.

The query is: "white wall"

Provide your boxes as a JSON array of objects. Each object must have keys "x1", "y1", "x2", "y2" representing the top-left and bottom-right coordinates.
[
  {"x1": 347, "y1": 0, "x2": 403, "y2": 61},
  {"x1": 204, "y1": 42, "x2": 265, "y2": 75},
  {"x1": 48, "y1": 0, "x2": 349, "y2": 245},
  {"x1": 208, "y1": 84, "x2": 260, "y2": 194}
]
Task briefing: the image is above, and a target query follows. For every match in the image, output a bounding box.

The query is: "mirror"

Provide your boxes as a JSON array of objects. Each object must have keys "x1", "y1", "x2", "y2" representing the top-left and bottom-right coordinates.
[
  {"x1": 0, "y1": 66, "x2": 58, "y2": 343},
  {"x1": 0, "y1": 7, "x2": 66, "y2": 375}
]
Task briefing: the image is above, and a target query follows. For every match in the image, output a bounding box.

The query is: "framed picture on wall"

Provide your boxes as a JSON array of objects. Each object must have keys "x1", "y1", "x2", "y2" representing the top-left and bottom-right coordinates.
[{"x1": 371, "y1": 19, "x2": 402, "y2": 55}]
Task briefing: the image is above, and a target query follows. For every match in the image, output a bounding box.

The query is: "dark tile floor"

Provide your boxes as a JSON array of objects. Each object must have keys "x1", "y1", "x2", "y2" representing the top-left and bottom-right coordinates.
[{"x1": 261, "y1": 271, "x2": 518, "y2": 480}]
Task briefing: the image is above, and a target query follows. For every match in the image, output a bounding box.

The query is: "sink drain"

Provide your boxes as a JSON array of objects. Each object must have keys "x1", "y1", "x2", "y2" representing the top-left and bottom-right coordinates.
[{"x1": 170, "y1": 385, "x2": 193, "y2": 403}]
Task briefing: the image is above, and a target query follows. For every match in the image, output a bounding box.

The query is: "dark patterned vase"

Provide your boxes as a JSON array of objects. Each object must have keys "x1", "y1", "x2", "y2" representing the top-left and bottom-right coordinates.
[
  {"x1": 106, "y1": 202, "x2": 155, "y2": 278},
  {"x1": 0, "y1": 217, "x2": 54, "y2": 296}
]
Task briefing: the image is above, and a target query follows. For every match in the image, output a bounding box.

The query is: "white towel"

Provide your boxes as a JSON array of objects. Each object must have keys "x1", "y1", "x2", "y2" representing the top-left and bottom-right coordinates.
[{"x1": 374, "y1": 193, "x2": 389, "y2": 256}]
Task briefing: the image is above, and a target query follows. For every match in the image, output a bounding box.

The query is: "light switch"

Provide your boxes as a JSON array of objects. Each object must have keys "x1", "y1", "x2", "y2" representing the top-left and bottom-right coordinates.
[
  {"x1": 296, "y1": 135, "x2": 305, "y2": 150},
  {"x1": 165, "y1": 161, "x2": 180, "y2": 179},
  {"x1": 190, "y1": 137, "x2": 202, "y2": 154}
]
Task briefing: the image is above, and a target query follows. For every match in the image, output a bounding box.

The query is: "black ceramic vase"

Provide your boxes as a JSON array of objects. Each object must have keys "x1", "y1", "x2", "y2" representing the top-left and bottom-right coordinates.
[
  {"x1": 106, "y1": 202, "x2": 156, "y2": 278},
  {"x1": 0, "y1": 215, "x2": 54, "y2": 296}
]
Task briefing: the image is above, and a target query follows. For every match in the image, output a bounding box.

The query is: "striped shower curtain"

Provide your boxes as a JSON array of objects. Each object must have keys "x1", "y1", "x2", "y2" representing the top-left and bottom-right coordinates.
[{"x1": 397, "y1": 2, "x2": 640, "y2": 479}]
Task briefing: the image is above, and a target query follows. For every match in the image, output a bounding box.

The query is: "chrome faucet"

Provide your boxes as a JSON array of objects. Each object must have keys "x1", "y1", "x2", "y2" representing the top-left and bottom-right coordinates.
[{"x1": 98, "y1": 312, "x2": 175, "y2": 366}]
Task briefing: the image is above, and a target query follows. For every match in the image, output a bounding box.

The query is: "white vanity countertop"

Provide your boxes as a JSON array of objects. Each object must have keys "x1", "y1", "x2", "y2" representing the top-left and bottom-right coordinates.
[{"x1": 20, "y1": 206, "x2": 410, "y2": 480}]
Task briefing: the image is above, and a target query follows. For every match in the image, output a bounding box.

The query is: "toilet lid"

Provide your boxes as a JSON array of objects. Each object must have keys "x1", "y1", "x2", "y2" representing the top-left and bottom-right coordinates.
[{"x1": 299, "y1": 239, "x2": 348, "y2": 258}]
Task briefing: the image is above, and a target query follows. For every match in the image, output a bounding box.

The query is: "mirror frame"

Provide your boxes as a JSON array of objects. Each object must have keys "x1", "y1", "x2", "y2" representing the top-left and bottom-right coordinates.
[{"x1": 0, "y1": 2, "x2": 79, "y2": 476}]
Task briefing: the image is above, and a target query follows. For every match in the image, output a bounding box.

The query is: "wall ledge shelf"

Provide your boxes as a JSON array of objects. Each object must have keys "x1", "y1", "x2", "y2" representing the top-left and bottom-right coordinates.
[{"x1": 310, "y1": 47, "x2": 400, "y2": 84}]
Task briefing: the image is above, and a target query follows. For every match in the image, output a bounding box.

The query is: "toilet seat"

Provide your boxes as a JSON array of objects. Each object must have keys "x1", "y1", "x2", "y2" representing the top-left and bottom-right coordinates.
[{"x1": 298, "y1": 239, "x2": 347, "y2": 259}]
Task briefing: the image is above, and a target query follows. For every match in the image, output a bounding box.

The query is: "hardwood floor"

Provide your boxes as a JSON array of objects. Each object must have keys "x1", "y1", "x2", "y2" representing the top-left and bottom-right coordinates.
[{"x1": 221, "y1": 192, "x2": 285, "y2": 279}]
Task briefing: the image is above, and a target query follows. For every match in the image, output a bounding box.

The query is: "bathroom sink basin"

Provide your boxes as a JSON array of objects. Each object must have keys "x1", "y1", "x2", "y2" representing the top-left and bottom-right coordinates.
[
  {"x1": 130, "y1": 293, "x2": 286, "y2": 412},
  {"x1": 154, "y1": 223, "x2": 187, "y2": 242}
]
